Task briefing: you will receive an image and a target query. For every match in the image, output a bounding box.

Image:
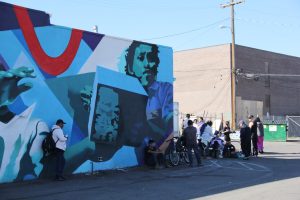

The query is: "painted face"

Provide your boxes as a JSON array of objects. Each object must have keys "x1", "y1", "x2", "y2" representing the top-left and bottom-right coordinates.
[
  {"x1": 93, "y1": 87, "x2": 119, "y2": 143},
  {"x1": 132, "y1": 44, "x2": 158, "y2": 87}
]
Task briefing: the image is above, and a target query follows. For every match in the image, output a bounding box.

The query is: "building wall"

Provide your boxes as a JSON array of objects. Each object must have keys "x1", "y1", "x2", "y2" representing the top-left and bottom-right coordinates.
[
  {"x1": 0, "y1": 2, "x2": 173, "y2": 183},
  {"x1": 175, "y1": 44, "x2": 300, "y2": 125},
  {"x1": 174, "y1": 44, "x2": 232, "y2": 121},
  {"x1": 235, "y1": 45, "x2": 300, "y2": 121}
]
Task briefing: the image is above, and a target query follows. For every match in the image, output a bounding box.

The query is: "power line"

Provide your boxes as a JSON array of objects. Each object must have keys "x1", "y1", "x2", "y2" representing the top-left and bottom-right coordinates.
[
  {"x1": 174, "y1": 24, "x2": 219, "y2": 50},
  {"x1": 142, "y1": 18, "x2": 230, "y2": 41}
]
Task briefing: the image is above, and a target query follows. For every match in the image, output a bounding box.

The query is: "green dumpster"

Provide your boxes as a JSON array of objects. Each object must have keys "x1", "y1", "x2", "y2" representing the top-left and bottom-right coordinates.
[{"x1": 264, "y1": 124, "x2": 287, "y2": 142}]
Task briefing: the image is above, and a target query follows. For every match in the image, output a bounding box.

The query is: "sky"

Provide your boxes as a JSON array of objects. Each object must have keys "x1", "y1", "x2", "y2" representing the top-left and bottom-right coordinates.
[{"x1": 2, "y1": 0, "x2": 300, "y2": 57}]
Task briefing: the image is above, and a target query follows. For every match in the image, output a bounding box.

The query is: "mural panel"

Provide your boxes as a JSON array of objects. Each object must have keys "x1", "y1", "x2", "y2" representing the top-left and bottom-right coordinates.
[{"x1": 0, "y1": 2, "x2": 173, "y2": 183}]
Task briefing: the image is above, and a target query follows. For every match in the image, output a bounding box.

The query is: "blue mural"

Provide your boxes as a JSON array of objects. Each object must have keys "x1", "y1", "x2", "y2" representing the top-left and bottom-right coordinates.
[{"x1": 0, "y1": 2, "x2": 173, "y2": 183}]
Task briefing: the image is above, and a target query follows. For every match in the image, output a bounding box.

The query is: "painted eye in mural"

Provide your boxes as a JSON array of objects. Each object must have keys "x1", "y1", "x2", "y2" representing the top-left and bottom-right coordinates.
[
  {"x1": 137, "y1": 54, "x2": 145, "y2": 61},
  {"x1": 146, "y1": 53, "x2": 156, "y2": 63}
]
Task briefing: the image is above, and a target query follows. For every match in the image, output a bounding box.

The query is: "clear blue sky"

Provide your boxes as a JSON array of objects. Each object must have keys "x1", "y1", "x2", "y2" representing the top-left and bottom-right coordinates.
[{"x1": 3, "y1": 0, "x2": 300, "y2": 57}]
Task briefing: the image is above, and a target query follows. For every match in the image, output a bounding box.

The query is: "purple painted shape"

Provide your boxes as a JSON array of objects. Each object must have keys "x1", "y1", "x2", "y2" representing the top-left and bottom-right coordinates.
[
  {"x1": 82, "y1": 31, "x2": 104, "y2": 50},
  {"x1": 0, "y1": 54, "x2": 9, "y2": 71},
  {"x1": 0, "y1": 2, "x2": 50, "y2": 31}
]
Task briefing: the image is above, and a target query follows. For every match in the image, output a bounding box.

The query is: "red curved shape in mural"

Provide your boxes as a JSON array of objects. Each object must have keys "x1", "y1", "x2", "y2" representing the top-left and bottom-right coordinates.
[{"x1": 13, "y1": 5, "x2": 83, "y2": 76}]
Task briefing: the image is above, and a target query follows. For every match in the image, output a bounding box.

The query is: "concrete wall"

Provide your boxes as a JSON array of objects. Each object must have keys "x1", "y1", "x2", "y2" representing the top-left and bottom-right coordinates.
[
  {"x1": 235, "y1": 45, "x2": 300, "y2": 121},
  {"x1": 0, "y1": 2, "x2": 173, "y2": 183},
  {"x1": 174, "y1": 44, "x2": 232, "y2": 121}
]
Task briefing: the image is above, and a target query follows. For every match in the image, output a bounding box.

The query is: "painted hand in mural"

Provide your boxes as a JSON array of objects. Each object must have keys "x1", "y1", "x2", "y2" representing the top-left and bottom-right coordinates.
[
  {"x1": 80, "y1": 85, "x2": 93, "y2": 112},
  {"x1": 0, "y1": 67, "x2": 36, "y2": 108},
  {"x1": 0, "y1": 116, "x2": 47, "y2": 182}
]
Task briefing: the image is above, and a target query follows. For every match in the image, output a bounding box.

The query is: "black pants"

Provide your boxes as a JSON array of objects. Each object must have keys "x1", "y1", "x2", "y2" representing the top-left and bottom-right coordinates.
[
  {"x1": 55, "y1": 148, "x2": 65, "y2": 177},
  {"x1": 145, "y1": 153, "x2": 164, "y2": 167},
  {"x1": 251, "y1": 136, "x2": 258, "y2": 156},
  {"x1": 241, "y1": 139, "x2": 251, "y2": 157},
  {"x1": 187, "y1": 144, "x2": 201, "y2": 166}
]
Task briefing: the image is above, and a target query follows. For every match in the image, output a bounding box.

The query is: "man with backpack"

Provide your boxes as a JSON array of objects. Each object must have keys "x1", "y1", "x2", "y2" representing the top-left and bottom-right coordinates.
[{"x1": 52, "y1": 119, "x2": 68, "y2": 181}]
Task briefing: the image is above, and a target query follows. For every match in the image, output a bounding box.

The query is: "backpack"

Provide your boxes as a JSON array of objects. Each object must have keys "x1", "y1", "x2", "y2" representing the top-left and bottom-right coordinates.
[
  {"x1": 257, "y1": 122, "x2": 264, "y2": 137},
  {"x1": 42, "y1": 128, "x2": 58, "y2": 156},
  {"x1": 200, "y1": 123, "x2": 207, "y2": 136}
]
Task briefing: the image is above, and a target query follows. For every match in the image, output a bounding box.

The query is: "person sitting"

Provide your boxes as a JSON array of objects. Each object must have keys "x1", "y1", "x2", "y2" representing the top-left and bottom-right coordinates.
[
  {"x1": 144, "y1": 139, "x2": 164, "y2": 169},
  {"x1": 209, "y1": 131, "x2": 224, "y2": 158},
  {"x1": 200, "y1": 120, "x2": 214, "y2": 146},
  {"x1": 223, "y1": 141, "x2": 237, "y2": 158}
]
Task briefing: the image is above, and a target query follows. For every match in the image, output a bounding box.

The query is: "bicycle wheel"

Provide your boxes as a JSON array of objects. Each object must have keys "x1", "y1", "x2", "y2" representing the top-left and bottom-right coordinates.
[
  {"x1": 182, "y1": 151, "x2": 190, "y2": 164},
  {"x1": 169, "y1": 151, "x2": 179, "y2": 166}
]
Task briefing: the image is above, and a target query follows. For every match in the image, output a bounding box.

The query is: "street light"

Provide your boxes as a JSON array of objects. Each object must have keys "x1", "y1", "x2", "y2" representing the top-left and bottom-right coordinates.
[{"x1": 92, "y1": 25, "x2": 98, "y2": 33}]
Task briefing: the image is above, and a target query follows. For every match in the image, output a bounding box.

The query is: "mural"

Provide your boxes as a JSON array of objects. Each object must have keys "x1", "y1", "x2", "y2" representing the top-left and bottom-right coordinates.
[{"x1": 0, "y1": 2, "x2": 173, "y2": 183}]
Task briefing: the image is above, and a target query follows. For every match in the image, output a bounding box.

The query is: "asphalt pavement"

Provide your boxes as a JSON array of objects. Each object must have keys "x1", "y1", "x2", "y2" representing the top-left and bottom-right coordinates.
[{"x1": 1, "y1": 141, "x2": 300, "y2": 200}]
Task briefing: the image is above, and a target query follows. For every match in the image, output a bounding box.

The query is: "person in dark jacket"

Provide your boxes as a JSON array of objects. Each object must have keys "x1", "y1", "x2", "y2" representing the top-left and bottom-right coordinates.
[
  {"x1": 240, "y1": 120, "x2": 252, "y2": 159},
  {"x1": 248, "y1": 115, "x2": 258, "y2": 156},
  {"x1": 222, "y1": 121, "x2": 231, "y2": 142},
  {"x1": 183, "y1": 120, "x2": 202, "y2": 167},
  {"x1": 144, "y1": 139, "x2": 164, "y2": 169}
]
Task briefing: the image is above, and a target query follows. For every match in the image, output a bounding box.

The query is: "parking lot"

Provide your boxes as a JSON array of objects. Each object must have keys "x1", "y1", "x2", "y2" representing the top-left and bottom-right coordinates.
[{"x1": 1, "y1": 141, "x2": 300, "y2": 200}]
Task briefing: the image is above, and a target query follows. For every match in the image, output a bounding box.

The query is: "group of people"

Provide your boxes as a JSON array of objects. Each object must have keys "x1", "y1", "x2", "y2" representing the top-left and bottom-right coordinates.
[
  {"x1": 183, "y1": 114, "x2": 264, "y2": 161},
  {"x1": 239, "y1": 115, "x2": 265, "y2": 159},
  {"x1": 144, "y1": 119, "x2": 203, "y2": 169}
]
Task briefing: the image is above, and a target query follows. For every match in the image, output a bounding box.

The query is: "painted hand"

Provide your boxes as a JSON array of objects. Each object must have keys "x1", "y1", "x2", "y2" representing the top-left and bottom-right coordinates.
[{"x1": 0, "y1": 67, "x2": 36, "y2": 107}]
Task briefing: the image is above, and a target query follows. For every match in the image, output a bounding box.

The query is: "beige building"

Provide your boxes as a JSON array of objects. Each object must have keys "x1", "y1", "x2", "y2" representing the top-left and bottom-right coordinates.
[{"x1": 174, "y1": 44, "x2": 300, "y2": 125}]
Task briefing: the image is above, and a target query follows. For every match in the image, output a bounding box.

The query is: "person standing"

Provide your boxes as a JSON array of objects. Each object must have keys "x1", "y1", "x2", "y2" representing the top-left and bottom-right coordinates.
[
  {"x1": 182, "y1": 114, "x2": 191, "y2": 130},
  {"x1": 183, "y1": 120, "x2": 202, "y2": 167},
  {"x1": 256, "y1": 117, "x2": 265, "y2": 154},
  {"x1": 193, "y1": 119, "x2": 200, "y2": 140},
  {"x1": 248, "y1": 115, "x2": 258, "y2": 156},
  {"x1": 222, "y1": 121, "x2": 231, "y2": 142},
  {"x1": 52, "y1": 119, "x2": 68, "y2": 181},
  {"x1": 239, "y1": 120, "x2": 251, "y2": 159},
  {"x1": 197, "y1": 117, "x2": 205, "y2": 129}
]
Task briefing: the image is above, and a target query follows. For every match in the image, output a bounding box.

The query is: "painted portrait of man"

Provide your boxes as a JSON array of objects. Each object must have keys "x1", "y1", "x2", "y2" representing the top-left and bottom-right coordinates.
[{"x1": 124, "y1": 41, "x2": 173, "y2": 144}]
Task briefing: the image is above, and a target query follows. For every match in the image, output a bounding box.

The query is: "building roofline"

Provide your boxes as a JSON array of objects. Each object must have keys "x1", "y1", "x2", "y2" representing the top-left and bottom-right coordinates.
[
  {"x1": 175, "y1": 43, "x2": 300, "y2": 59},
  {"x1": 235, "y1": 44, "x2": 300, "y2": 59},
  {"x1": 0, "y1": 1, "x2": 172, "y2": 50},
  {"x1": 174, "y1": 43, "x2": 230, "y2": 53}
]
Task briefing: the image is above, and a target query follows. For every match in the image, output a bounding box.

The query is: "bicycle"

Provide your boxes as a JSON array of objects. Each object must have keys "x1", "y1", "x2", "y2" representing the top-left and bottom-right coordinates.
[{"x1": 164, "y1": 137, "x2": 190, "y2": 167}]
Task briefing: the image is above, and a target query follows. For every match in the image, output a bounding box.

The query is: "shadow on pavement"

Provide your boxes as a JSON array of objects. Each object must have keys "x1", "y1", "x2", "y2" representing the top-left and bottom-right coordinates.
[{"x1": 0, "y1": 142, "x2": 300, "y2": 200}]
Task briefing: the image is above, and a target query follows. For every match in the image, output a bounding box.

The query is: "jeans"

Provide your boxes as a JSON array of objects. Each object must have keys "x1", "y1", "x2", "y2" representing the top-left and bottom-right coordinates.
[
  {"x1": 55, "y1": 148, "x2": 65, "y2": 177},
  {"x1": 187, "y1": 144, "x2": 201, "y2": 166}
]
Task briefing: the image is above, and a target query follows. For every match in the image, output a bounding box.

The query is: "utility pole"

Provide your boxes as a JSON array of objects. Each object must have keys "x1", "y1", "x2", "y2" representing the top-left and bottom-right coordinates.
[{"x1": 221, "y1": 0, "x2": 244, "y2": 130}]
